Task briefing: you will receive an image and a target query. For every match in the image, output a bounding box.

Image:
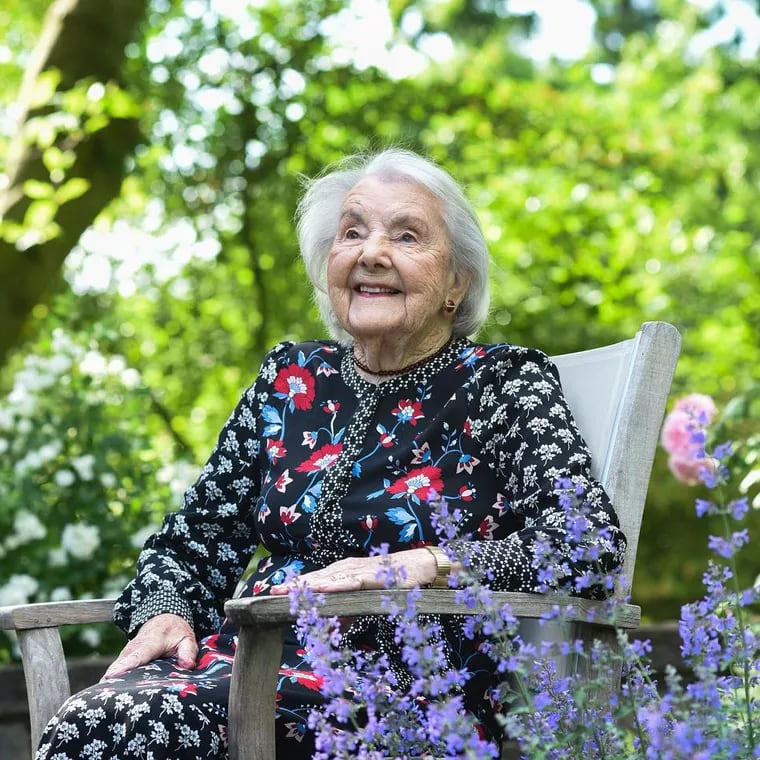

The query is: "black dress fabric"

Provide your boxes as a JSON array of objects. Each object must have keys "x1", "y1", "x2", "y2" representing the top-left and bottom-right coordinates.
[{"x1": 36, "y1": 338, "x2": 626, "y2": 759}]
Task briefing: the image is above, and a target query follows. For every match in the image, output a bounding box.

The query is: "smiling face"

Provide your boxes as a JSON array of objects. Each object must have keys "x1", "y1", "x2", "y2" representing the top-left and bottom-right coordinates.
[{"x1": 326, "y1": 174, "x2": 468, "y2": 363}]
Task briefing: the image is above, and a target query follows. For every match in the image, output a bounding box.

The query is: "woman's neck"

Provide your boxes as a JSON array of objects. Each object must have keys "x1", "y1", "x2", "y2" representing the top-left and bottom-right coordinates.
[{"x1": 352, "y1": 332, "x2": 453, "y2": 380}]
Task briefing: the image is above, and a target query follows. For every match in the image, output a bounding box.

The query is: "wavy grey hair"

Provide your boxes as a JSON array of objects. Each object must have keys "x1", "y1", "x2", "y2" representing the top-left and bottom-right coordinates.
[{"x1": 296, "y1": 148, "x2": 490, "y2": 343}]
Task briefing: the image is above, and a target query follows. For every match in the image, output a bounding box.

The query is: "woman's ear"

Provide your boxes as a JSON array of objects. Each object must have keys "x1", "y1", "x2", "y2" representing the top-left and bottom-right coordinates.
[{"x1": 446, "y1": 270, "x2": 471, "y2": 307}]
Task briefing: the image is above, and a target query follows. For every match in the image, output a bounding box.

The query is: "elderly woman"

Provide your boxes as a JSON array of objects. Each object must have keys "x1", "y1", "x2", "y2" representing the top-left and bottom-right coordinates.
[{"x1": 36, "y1": 149, "x2": 625, "y2": 759}]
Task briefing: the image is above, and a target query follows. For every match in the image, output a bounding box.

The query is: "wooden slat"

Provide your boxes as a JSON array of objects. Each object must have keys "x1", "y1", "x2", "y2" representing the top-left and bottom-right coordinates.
[
  {"x1": 224, "y1": 590, "x2": 640, "y2": 629},
  {"x1": 0, "y1": 599, "x2": 116, "y2": 758},
  {"x1": 0, "y1": 598, "x2": 116, "y2": 630},
  {"x1": 17, "y1": 627, "x2": 72, "y2": 755},
  {"x1": 228, "y1": 623, "x2": 288, "y2": 760}
]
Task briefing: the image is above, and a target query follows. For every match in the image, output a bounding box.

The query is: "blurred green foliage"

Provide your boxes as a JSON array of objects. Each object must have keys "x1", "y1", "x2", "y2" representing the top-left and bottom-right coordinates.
[{"x1": 0, "y1": 0, "x2": 758, "y2": 660}]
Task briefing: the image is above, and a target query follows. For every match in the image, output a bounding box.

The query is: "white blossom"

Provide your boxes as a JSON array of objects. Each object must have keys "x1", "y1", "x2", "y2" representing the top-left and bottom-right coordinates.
[
  {"x1": 38, "y1": 440, "x2": 62, "y2": 464},
  {"x1": 16, "y1": 365, "x2": 56, "y2": 392},
  {"x1": 100, "y1": 472, "x2": 117, "y2": 488},
  {"x1": 107, "y1": 356, "x2": 127, "y2": 375},
  {"x1": 6, "y1": 510, "x2": 47, "y2": 547},
  {"x1": 158, "y1": 460, "x2": 196, "y2": 503},
  {"x1": 0, "y1": 574, "x2": 39, "y2": 606},
  {"x1": 50, "y1": 586, "x2": 72, "y2": 602},
  {"x1": 79, "y1": 627, "x2": 103, "y2": 648},
  {"x1": 0, "y1": 407, "x2": 13, "y2": 430},
  {"x1": 79, "y1": 350, "x2": 109, "y2": 377},
  {"x1": 54, "y1": 469, "x2": 76, "y2": 488},
  {"x1": 8, "y1": 386, "x2": 36, "y2": 417},
  {"x1": 121, "y1": 368, "x2": 141, "y2": 388},
  {"x1": 71, "y1": 454, "x2": 96, "y2": 481},
  {"x1": 51, "y1": 328, "x2": 75, "y2": 354},
  {"x1": 48, "y1": 547, "x2": 68, "y2": 567},
  {"x1": 130, "y1": 526, "x2": 155, "y2": 549},
  {"x1": 47, "y1": 353, "x2": 73, "y2": 375},
  {"x1": 61, "y1": 523, "x2": 100, "y2": 559},
  {"x1": 15, "y1": 450, "x2": 42, "y2": 475}
]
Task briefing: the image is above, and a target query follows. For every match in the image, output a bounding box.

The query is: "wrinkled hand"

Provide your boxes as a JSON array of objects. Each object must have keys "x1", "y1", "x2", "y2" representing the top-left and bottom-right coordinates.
[
  {"x1": 103, "y1": 613, "x2": 197, "y2": 680},
  {"x1": 269, "y1": 549, "x2": 438, "y2": 595}
]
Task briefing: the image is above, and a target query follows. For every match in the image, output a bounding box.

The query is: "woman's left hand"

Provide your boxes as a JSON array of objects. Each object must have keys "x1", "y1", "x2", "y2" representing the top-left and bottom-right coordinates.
[{"x1": 269, "y1": 548, "x2": 438, "y2": 595}]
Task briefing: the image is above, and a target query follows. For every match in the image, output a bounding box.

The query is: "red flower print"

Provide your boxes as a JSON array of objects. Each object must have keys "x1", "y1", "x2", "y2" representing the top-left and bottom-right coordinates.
[
  {"x1": 274, "y1": 364, "x2": 315, "y2": 410},
  {"x1": 376, "y1": 424, "x2": 396, "y2": 448},
  {"x1": 459, "y1": 484, "x2": 477, "y2": 502},
  {"x1": 322, "y1": 400, "x2": 340, "y2": 413},
  {"x1": 197, "y1": 639, "x2": 234, "y2": 668},
  {"x1": 391, "y1": 399, "x2": 425, "y2": 425},
  {"x1": 492, "y1": 493, "x2": 507, "y2": 517},
  {"x1": 386, "y1": 466, "x2": 443, "y2": 500},
  {"x1": 280, "y1": 505, "x2": 301, "y2": 524},
  {"x1": 279, "y1": 668, "x2": 325, "y2": 693},
  {"x1": 463, "y1": 419, "x2": 472, "y2": 437},
  {"x1": 252, "y1": 580, "x2": 269, "y2": 595},
  {"x1": 295, "y1": 442, "x2": 343, "y2": 472},
  {"x1": 456, "y1": 346, "x2": 486, "y2": 369},
  {"x1": 359, "y1": 514, "x2": 378, "y2": 531},
  {"x1": 478, "y1": 514, "x2": 498, "y2": 539},
  {"x1": 275, "y1": 469, "x2": 292, "y2": 493},
  {"x1": 266, "y1": 438, "x2": 287, "y2": 464}
]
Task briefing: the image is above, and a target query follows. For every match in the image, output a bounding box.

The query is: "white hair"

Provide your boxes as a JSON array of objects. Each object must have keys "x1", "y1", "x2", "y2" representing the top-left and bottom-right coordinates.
[{"x1": 296, "y1": 148, "x2": 490, "y2": 342}]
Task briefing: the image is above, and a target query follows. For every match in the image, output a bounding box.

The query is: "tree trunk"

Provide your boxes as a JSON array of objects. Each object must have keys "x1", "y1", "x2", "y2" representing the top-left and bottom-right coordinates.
[{"x1": 0, "y1": 0, "x2": 148, "y2": 366}]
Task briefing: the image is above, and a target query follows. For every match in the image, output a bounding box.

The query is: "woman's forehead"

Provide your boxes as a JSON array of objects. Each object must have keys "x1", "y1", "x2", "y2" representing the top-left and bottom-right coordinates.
[{"x1": 340, "y1": 174, "x2": 442, "y2": 219}]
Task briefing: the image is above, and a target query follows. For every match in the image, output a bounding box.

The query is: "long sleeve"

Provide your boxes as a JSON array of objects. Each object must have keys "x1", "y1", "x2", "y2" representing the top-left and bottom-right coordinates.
[
  {"x1": 112, "y1": 343, "x2": 291, "y2": 637},
  {"x1": 460, "y1": 347, "x2": 626, "y2": 597}
]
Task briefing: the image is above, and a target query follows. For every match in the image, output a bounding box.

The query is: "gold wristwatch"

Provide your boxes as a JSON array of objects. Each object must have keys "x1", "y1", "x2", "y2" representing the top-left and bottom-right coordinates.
[{"x1": 424, "y1": 546, "x2": 452, "y2": 588}]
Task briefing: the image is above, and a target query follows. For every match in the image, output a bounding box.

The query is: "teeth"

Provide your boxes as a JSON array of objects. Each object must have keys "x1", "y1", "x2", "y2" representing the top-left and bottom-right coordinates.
[{"x1": 358, "y1": 285, "x2": 398, "y2": 294}]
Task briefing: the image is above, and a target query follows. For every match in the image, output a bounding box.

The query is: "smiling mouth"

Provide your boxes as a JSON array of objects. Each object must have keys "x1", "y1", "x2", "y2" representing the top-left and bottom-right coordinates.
[{"x1": 355, "y1": 285, "x2": 401, "y2": 295}]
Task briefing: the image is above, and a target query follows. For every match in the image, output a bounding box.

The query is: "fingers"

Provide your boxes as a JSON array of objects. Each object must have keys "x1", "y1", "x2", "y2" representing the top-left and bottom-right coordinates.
[
  {"x1": 102, "y1": 614, "x2": 196, "y2": 680},
  {"x1": 270, "y1": 568, "x2": 368, "y2": 595},
  {"x1": 270, "y1": 549, "x2": 443, "y2": 595},
  {"x1": 175, "y1": 634, "x2": 199, "y2": 670},
  {"x1": 103, "y1": 644, "x2": 154, "y2": 680}
]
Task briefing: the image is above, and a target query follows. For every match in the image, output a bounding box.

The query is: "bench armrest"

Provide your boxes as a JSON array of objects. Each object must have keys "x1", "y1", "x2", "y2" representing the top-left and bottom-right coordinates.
[{"x1": 223, "y1": 589, "x2": 639, "y2": 760}]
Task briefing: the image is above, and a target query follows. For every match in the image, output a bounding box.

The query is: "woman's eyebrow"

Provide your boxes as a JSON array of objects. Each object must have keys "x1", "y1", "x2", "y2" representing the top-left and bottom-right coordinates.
[
  {"x1": 338, "y1": 208, "x2": 364, "y2": 225},
  {"x1": 389, "y1": 212, "x2": 429, "y2": 231}
]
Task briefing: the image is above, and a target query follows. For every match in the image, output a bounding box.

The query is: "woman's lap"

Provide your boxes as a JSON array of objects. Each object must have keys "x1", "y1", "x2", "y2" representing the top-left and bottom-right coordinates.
[{"x1": 36, "y1": 632, "x2": 321, "y2": 760}]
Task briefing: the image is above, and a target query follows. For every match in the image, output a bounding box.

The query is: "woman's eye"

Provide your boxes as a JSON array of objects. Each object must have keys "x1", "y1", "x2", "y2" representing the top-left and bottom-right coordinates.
[
  {"x1": 345, "y1": 228, "x2": 360, "y2": 240},
  {"x1": 399, "y1": 231, "x2": 417, "y2": 243}
]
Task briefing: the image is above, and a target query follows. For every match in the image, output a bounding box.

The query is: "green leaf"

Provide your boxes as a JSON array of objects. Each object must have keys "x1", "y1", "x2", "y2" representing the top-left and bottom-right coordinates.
[
  {"x1": 22, "y1": 179, "x2": 54, "y2": 200},
  {"x1": 26, "y1": 68, "x2": 61, "y2": 109},
  {"x1": 54, "y1": 177, "x2": 90, "y2": 205}
]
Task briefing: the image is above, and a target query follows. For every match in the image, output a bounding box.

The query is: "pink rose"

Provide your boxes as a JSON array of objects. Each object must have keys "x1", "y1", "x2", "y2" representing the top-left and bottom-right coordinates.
[
  {"x1": 667, "y1": 456, "x2": 704, "y2": 486},
  {"x1": 673, "y1": 393, "x2": 717, "y2": 425},
  {"x1": 661, "y1": 409, "x2": 699, "y2": 459},
  {"x1": 660, "y1": 393, "x2": 718, "y2": 486},
  {"x1": 667, "y1": 455, "x2": 718, "y2": 487}
]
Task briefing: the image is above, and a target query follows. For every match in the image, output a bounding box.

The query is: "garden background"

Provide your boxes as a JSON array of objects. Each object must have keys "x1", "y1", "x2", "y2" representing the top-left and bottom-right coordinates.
[{"x1": 0, "y1": 0, "x2": 758, "y2": 663}]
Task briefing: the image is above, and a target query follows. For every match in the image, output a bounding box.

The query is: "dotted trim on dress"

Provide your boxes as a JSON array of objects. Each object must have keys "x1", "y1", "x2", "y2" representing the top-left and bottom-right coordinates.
[
  {"x1": 128, "y1": 588, "x2": 194, "y2": 636},
  {"x1": 308, "y1": 337, "x2": 470, "y2": 567}
]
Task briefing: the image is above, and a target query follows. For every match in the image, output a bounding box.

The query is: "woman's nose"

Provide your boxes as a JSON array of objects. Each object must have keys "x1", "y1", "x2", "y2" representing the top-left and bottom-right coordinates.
[{"x1": 358, "y1": 232, "x2": 391, "y2": 267}]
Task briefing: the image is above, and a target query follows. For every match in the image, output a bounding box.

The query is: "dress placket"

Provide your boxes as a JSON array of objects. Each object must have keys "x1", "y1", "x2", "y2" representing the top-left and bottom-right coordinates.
[{"x1": 308, "y1": 339, "x2": 469, "y2": 567}]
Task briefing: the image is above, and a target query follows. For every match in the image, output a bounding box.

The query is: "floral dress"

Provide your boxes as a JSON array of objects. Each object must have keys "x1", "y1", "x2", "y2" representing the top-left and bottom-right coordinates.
[{"x1": 36, "y1": 338, "x2": 626, "y2": 759}]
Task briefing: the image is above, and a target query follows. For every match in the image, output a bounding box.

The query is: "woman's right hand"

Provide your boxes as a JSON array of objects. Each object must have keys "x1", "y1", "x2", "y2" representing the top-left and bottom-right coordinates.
[{"x1": 102, "y1": 613, "x2": 197, "y2": 680}]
